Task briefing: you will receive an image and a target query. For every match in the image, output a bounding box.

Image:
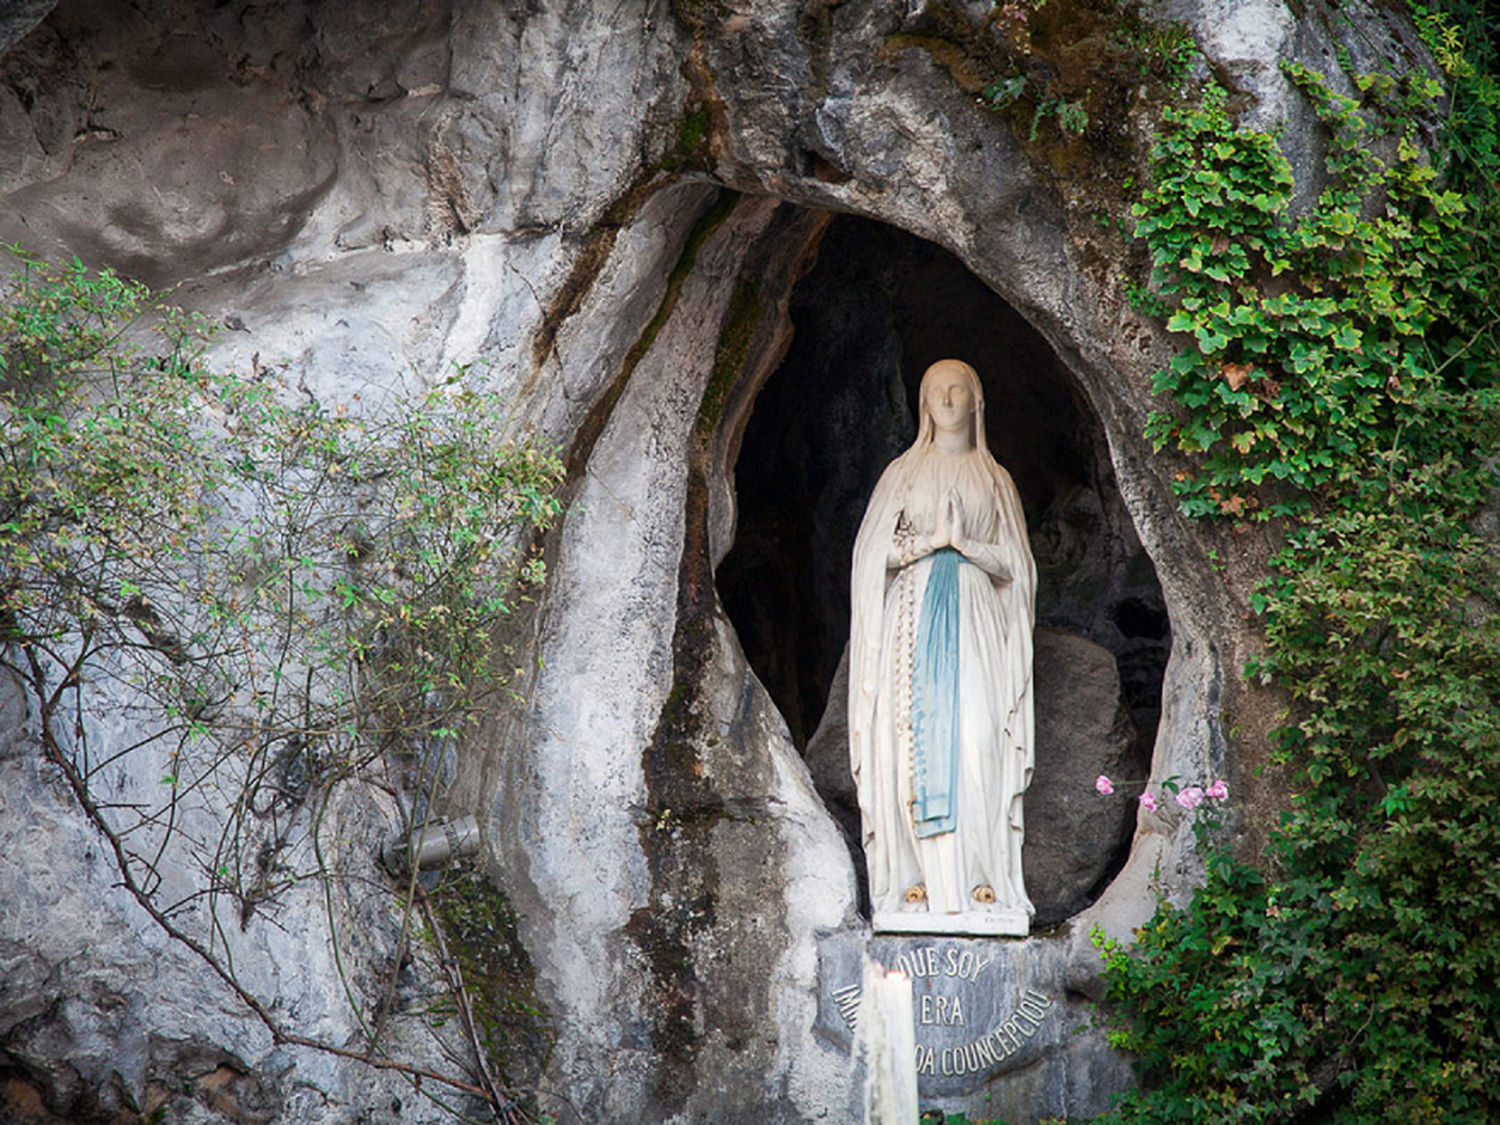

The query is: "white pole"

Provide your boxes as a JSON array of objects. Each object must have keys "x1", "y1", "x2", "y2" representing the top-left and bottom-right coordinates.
[{"x1": 854, "y1": 956, "x2": 919, "y2": 1125}]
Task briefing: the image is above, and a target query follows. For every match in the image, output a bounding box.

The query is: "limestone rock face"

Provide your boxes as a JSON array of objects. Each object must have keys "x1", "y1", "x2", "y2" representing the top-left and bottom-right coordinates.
[
  {"x1": 0, "y1": 674, "x2": 454, "y2": 1124},
  {"x1": 0, "y1": 0, "x2": 1432, "y2": 1122},
  {"x1": 0, "y1": 1, "x2": 53, "y2": 56}
]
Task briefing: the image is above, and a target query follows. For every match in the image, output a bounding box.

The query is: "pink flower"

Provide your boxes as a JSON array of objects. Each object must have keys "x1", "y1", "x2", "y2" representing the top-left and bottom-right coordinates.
[
  {"x1": 1095, "y1": 774, "x2": 1114, "y2": 796},
  {"x1": 1139, "y1": 791, "x2": 1158, "y2": 813},
  {"x1": 1175, "y1": 786, "x2": 1205, "y2": 811},
  {"x1": 1206, "y1": 779, "x2": 1229, "y2": 801}
]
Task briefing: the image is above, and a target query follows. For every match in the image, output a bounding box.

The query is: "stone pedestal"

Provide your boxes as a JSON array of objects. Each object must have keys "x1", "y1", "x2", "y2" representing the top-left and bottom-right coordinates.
[{"x1": 873, "y1": 909, "x2": 1029, "y2": 937}]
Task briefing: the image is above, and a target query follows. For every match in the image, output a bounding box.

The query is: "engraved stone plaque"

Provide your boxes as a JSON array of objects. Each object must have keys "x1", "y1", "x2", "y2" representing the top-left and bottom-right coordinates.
[{"x1": 816, "y1": 929, "x2": 1068, "y2": 1098}]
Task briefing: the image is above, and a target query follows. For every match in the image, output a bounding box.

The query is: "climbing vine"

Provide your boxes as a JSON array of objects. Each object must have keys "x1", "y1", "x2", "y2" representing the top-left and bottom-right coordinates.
[
  {"x1": 1137, "y1": 61, "x2": 1488, "y2": 520},
  {"x1": 1094, "y1": 4, "x2": 1500, "y2": 1122}
]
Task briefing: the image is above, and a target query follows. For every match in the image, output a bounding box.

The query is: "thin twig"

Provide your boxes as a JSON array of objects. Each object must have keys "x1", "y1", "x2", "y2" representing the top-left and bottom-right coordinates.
[{"x1": 30, "y1": 710, "x2": 491, "y2": 1099}]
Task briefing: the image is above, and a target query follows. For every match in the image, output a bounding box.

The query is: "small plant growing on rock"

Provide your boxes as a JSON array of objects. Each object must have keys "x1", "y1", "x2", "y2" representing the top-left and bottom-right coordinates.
[{"x1": 0, "y1": 248, "x2": 564, "y2": 1120}]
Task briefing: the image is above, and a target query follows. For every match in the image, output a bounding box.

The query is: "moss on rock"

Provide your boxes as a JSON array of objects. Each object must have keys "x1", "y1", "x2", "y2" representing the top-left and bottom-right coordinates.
[{"x1": 429, "y1": 869, "x2": 554, "y2": 1099}]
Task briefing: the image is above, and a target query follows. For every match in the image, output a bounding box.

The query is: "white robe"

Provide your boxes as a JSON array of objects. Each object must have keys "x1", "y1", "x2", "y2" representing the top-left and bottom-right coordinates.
[{"x1": 849, "y1": 446, "x2": 1036, "y2": 920}]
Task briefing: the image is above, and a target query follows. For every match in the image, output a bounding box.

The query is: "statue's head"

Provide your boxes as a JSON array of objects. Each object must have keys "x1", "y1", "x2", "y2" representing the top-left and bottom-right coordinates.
[{"x1": 918, "y1": 359, "x2": 984, "y2": 450}]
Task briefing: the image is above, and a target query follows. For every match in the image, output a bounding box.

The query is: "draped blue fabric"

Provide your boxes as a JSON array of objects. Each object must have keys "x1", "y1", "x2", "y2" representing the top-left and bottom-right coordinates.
[{"x1": 912, "y1": 547, "x2": 962, "y2": 838}]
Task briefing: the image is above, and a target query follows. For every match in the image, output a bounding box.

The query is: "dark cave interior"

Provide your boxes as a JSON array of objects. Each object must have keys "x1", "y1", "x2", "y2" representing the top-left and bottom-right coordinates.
[{"x1": 717, "y1": 214, "x2": 1171, "y2": 924}]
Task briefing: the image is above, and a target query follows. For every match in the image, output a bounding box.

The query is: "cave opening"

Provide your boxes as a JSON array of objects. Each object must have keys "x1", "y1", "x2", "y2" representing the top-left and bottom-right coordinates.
[{"x1": 716, "y1": 214, "x2": 1171, "y2": 926}]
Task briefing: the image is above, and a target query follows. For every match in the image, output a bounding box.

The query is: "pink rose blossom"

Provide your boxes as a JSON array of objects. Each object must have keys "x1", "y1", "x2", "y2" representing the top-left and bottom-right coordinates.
[
  {"x1": 1095, "y1": 774, "x2": 1114, "y2": 796},
  {"x1": 1175, "y1": 786, "x2": 1205, "y2": 811},
  {"x1": 1206, "y1": 779, "x2": 1229, "y2": 801},
  {"x1": 1139, "y1": 791, "x2": 1158, "y2": 813}
]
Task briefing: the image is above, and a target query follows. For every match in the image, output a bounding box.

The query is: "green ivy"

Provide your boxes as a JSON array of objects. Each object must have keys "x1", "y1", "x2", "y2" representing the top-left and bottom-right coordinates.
[
  {"x1": 1137, "y1": 63, "x2": 1493, "y2": 520},
  {"x1": 1095, "y1": 5, "x2": 1500, "y2": 1122}
]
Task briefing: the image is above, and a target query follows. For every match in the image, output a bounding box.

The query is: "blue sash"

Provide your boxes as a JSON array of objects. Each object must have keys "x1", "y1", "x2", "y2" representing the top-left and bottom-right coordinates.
[{"x1": 912, "y1": 548, "x2": 962, "y2": 838}]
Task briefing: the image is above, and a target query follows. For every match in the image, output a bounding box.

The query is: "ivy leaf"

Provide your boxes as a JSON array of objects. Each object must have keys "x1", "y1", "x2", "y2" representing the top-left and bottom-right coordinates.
[
  {"x1": 1222, "y1": 361, "x2": 1255, "y2": 390},
  {"x1": 1195, "y1": 325, "x2": 1229, "y2": 353}
]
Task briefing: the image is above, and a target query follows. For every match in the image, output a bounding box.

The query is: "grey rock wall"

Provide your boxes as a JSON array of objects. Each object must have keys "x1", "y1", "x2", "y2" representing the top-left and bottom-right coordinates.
[{"x1": 0, "y1": 0, "x2": 1436, "y2": 1122}]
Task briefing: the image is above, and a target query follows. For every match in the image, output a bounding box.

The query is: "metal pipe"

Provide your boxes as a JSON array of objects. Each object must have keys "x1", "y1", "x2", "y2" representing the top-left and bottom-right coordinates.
[{"x1": 380, "y1": 814, "x2": 481, "y2": 876}]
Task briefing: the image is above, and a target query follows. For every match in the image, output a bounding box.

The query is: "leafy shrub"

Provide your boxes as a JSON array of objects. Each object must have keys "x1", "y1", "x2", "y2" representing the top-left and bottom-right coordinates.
[
  {"x1": 0, "y1": 248, "x2": 564, "y2": 1113},
  {"x1": 1094, "y1": 6, "x2": 1500, "y2": 1123}
]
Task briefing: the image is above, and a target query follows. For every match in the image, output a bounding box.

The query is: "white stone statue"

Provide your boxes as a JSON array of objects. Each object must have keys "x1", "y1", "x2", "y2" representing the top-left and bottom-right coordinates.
[{"x1": 848, "y1": 359, "x2": 1037, "y2": 936}]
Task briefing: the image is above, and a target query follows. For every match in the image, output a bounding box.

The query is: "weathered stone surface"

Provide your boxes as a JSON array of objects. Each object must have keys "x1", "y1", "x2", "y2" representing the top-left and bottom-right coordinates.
[
  {"x1": 0, "y1": 2, "x2": 698, "y2": 1121},
  {"x1": 485, "y1": 193, "x2": 858, "y2": 1123},
  {"x1": 0, "y1": 0, "x2": 53, "y2": 57},
  {"x1": 0, "y1": 671, "x2": 459, "y2": 1124},
  {"x1": 1024, "y1": 629, "x2": 1146, "y2": 925},
  {"x1": 0, "y1": 0, "x2": 688, "y2": 281},
  {"x1": 0, "y1": 0, "x2": 1437, "y2": 1121}
]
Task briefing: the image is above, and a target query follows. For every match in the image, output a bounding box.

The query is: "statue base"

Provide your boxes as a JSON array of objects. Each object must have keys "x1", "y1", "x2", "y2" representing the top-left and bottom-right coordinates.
[{"x1": 873, "y1": 908, "x2": 1030, "y2": 938}]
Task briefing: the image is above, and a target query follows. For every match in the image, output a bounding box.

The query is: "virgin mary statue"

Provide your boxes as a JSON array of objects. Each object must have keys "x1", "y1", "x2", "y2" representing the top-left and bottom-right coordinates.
[{"x1": 848, "y1": 359, "x2": 1036, "y2": 936}]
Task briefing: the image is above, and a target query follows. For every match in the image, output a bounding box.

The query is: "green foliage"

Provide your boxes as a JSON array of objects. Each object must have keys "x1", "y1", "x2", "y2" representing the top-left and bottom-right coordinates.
[
  {"x1": 0, "y1": 249, "x2": 564, "y2": 1107},
  {"x1": 1117, "y1": 19, "x2": 1198, "y2": 87},
  {"x1": 1135, "y1": 66, "x2": 1494, "y2": 519},
  {"x1": 1095, "y1": 8, "x2": 1500, "y2": 1123},
  {"x1": 1032, "y1": 94, "x2": 1089, "y2": 140},
  {"x1": 981, "y1": 75, "x2": 1089, "y2": 140},
  {"x1": 1, "y1": 252, "x2": 562, "y2": 772},
  {"x1": 0, "y1": 257, "x2": 219, "y2": 639},
  {"x1": 969, "y1": 0, "x2": 1103, "y2": 143},
  {"x1": 983, "y1": 73, "x2": 1029, "y2": 109}
]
